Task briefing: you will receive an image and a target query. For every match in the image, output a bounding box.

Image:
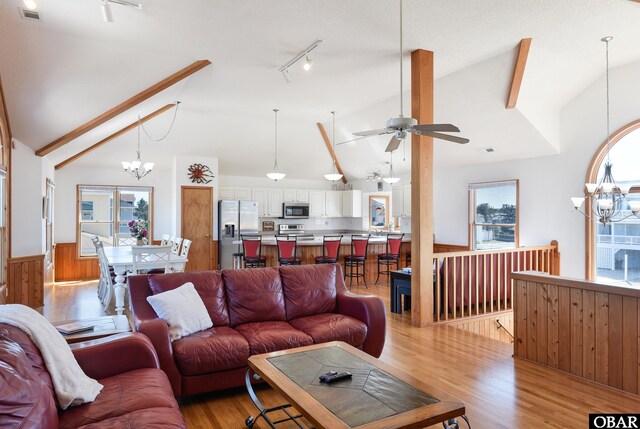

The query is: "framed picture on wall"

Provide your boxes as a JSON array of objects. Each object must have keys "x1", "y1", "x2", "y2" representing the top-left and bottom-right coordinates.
[{"x1": 369, "y1": 195, "x2": 389, "y2": 229}]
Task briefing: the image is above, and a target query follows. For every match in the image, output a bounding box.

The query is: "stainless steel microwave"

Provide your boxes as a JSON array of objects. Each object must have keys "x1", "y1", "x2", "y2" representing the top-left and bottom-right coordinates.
[{"x1": 282, "y1": 202, "x2": 310, "y2": 219}]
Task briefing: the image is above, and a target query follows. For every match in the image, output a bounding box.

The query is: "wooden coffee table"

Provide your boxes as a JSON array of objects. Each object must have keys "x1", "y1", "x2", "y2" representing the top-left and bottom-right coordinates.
[
  {"x1": 53, "y1": 315, "x2": 131, "y2": 344},
  {"x1": 246, "y1": 341, "x2": 468, "y2": 429}
]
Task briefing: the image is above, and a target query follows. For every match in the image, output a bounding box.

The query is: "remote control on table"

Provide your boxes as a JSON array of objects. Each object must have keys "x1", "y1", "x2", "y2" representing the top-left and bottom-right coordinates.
[{"x1": 319, "y1": 371, "x2": 352, "y2": 383}]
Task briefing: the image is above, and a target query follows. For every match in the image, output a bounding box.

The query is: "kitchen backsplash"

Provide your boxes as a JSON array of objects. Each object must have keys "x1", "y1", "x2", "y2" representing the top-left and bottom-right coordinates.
[{"x1": 259, "y1": 216, "x2": 362, "y2": 231}]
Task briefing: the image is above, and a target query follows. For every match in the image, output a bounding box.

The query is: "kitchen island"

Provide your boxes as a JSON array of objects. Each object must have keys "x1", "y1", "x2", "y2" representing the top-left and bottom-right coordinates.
[{"x1": 258, "y1": 234, "x2": 411, "y2": 283}]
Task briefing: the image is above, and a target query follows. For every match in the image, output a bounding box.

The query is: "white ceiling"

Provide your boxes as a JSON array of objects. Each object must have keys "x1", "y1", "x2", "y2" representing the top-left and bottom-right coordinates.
[{"x1": 1, "y1": 0, "x2": 640, "y2": 180}]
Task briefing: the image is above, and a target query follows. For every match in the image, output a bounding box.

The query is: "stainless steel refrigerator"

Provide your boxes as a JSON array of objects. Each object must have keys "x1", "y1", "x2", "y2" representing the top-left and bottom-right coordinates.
[{"x1": 218, "y1": 200, "x2": 259, "y2": 269}]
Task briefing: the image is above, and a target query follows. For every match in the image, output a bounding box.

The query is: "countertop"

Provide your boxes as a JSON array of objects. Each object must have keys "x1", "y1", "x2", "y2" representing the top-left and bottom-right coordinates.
[{"x1": 235, "y1": 234, "x2": 411, "y2": 246}]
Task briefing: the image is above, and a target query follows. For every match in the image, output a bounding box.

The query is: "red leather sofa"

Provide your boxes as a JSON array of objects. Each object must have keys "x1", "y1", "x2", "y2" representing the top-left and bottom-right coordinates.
[
  {"x1": 0, "y1": 325, "x2": 186, "y2": 429},
  {"x1": 129, "y1": 263, "x2": 386, "y2": 397}
]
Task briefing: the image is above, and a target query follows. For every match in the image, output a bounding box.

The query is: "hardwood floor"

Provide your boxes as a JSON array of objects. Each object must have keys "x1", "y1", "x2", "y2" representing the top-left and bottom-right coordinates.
[{"x1": 42, "y1": 279, "x2": 640, "y2": 428}]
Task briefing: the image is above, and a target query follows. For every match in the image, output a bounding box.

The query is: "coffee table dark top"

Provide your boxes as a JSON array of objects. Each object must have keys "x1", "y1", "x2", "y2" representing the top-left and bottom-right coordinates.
[{"x1": 249, "y1": 341, "x2": 465, "y2": 429}]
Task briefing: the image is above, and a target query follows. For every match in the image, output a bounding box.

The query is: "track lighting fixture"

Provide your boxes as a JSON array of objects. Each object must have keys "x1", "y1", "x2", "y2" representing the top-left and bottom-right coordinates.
[
  {"x1": 278, "y1": 39, "x2": 322, "y2": 83},
  {"x1": 303, "y1": 56, "x2": 313, "y2": 71},
  {"x1": 22, "y1": 0, "x2": 37, "y2": 11},
  {"x1": 100, "y1": 0, "x2": 143, "y2": 23}
]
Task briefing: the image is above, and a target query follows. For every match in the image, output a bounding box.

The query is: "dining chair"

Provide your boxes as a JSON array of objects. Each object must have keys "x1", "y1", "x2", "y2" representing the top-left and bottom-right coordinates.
[
  {"x1": 377, "y1": 233, "x2": 404, "y2": 284},
  {"x1": 132, "y1": 245, "x2": 172, "y2": 275},
  {"x1": 160, "y1": 234, "x2": 171, "y2": 246},
  {"x1": 95, "y1": 241, "x2": 114, "y2": 307},
  {"x1": 344, "y1": 234, "x2": 370, "y2": 288},
  {"x1": 241, "y1": 235, "x2": 266, "y2": 268},
  {"x1": 314, "y1": 235, "x2": 343, "y2": 264},
  {"x1": 116, "y1": 233, "x2": 136, "y2": 246},
  {"x1": 171, "y1": 237, "x2": 183, "y2": 255},
  {"x1": 276, "y1": 235, "x2": 302, "y2": 266},
  {"x1": 170, "y1": 239, "x2": 191, "y2": 273}
]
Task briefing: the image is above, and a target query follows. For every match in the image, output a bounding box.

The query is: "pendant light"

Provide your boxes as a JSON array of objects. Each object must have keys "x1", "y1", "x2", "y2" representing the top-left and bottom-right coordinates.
[
  {"x1": 266, "y1": 109, "x2": 286, "y2": 181},
  {"x1": 324, "y1": 111, "x2": 344, "y2": 181},
  {"x1": 383, "y1": 151, "x2": 400, "y2": 184}
]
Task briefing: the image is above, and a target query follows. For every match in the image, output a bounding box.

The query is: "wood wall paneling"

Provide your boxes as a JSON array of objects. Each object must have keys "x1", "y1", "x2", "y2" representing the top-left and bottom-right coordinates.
[
  {"x1": 445, "y1": 310, "x2": 514, "y2": 344},
  {"x1": 513, "y1": 272, "x2": 640, "y2": 395},
  {"x1": 7, "y1": 255, "x2": 45, "y2": 307},
  {"x1": 54, "y1": 243, "x2": 99, "y2": 282}
]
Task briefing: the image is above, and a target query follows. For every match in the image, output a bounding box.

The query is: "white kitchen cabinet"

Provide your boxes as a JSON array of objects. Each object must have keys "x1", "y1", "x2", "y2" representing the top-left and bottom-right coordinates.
[
  {"x1": 283, "y1": 189, "x2": 297, "y2": 202},
  {"x1": 342, "y1": 190, "x2": 362, "y2": 217},
  {"x1": 325, "y1": 191, "x2": 343, "y2": 217},
  {"x1": 219, "y1": 187, "x2": 252, "y2": 201},
  {"x1": 219, "y1": 187, "x2": 235, "y2": 201},
  {"x1": 268, "y1": 189, "x2": 284, "y2": 217},
  {"x1": 392, "y1": 185, "x2": 411, "y2": 217},
  {"x1": 402, "y1": 185, "x2": 411, "y2": 217},
  {"x1": 309, "y1": 191, "x2": 325, "y2": 217},
  {"x1": 252, "y1": 188, "x2": 268, "y2": 217},
  {"x1": 296, "y1": 190, "x2": 309, "y2": 203}
]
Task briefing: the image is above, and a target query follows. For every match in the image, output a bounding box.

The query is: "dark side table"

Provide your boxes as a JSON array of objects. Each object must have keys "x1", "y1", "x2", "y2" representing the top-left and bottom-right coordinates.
[{"x1": 390, "y1": 270, "x2": 411, "y2": 314}]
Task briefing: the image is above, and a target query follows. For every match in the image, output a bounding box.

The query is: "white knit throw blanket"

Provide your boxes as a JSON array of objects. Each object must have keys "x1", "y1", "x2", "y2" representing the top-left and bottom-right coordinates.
[{"x1": 0, "y1": 304, "x2": 103, "y2": 409}]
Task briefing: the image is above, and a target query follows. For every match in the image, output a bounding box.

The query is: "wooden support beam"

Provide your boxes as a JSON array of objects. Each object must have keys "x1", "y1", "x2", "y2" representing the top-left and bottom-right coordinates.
[
  {"x1": 410, "y1": 49, "x2": 435, "y2": 327},
  {"x1": 55, "y1": 103, "x2": 176, "y2": 170},
  {"x1": 36, "y1": 60, "x2": 211, "y2": 156},
  {"x1": 506, "y1": 38, "x2": 532, "y2": 109},
  {"x1": 316, "y1": 122, "x2": 348, "y2": 184}
]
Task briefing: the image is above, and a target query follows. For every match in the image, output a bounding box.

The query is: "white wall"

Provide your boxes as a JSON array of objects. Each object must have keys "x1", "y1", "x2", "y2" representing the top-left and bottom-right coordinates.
[
  {"x1": 434, "y1": 60, "x2": 640, "y2": 278},
  {"x1": 11, "y1": 139, "x2": 53, "y2": 257},
  {"x1": 55, "y1": 165, "x2": 173, "y2": 243}
]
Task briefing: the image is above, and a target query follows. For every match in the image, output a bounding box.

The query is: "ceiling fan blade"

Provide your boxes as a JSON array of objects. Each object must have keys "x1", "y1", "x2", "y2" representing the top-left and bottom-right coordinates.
[
  {"x1": 353, "y1": 128, "x2": 393, "y2": 137},
  {"x1": 384, "y1": 136, "x2": 402, "y2": 152},
  {"x1": 336, "y1": 135, "x2": 373, "y2": 145},
  {"x1": 411, "y1": 123, "x2": 460, "y2": 133},
  {"x1": 415, "y1": 131, "x2": 469, "y2": 144}
]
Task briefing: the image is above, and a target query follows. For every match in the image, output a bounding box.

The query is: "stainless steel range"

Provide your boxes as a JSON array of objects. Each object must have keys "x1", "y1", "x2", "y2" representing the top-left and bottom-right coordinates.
[{"x1": 278, "y1": 224, "x2": 315, "y2": 240}]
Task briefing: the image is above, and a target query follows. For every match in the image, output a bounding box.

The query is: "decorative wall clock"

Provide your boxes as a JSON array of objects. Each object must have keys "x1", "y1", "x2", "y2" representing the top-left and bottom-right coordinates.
[{"x1": 187, "y1": 163, "x2": 214, "y2": 184}]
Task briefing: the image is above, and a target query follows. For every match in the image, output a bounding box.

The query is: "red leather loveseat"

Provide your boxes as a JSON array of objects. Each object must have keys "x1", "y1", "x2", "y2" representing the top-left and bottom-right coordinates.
[
  {"x1": 0, "y1": 325, "x2": 186, "y2": 429},
  {"x1": 129, "y1": 263, "x2": 386, "y2": 397}
]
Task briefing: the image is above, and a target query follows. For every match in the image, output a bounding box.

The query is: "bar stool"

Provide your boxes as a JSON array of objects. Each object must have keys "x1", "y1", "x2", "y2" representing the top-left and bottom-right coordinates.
[
  {"x1": 314, "y1": 235, "x2": 343, "y2": 264},
  {"x1": 344, "y1": 234, "x2": 370, "y2": 288},
  {"x1": 377, "y1": 233, "x2": 404, "y2": 284},
  {"x1": 241, "y1": 235, "x2": 266, "y2": 268},
  {"x1": 276, "y1": 235, "x2": 302, "y2": 266}
]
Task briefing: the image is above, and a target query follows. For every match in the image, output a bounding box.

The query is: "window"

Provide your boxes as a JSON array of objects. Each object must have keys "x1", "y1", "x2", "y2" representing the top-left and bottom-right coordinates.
[
  {"x1": 469, "y1": 180, "x2": 518, "y2": 250},
  {"x1": 78, "y1": 185, "x2": 153, "y2": 257},
  {"x1": 584, "y1": 120, "x2": 640, "y2": 283}
]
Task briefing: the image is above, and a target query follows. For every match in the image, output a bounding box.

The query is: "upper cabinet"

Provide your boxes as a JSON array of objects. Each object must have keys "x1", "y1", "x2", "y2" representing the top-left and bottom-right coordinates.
[
  {"x1": 219, "y1": 187, "x2": 252, "y2": 201},
  {"x1": 325, "y1": 191, "x2": 343, "y2": 217},
  {"x1": 283, "y1": 189, "x2": 309, "y2": 203},
  {"x1": 309, "y1": 191, "x2": 325, "y2": 217},
  {"x1": 252, "y1": 188, "x2": 283, "y2": 217},
  {"x1": 342, "y1": 190, "x2": 362, "y2": 217},
  {"x1": 392, "y1": 185, "x2": 411, "y2": 217}
]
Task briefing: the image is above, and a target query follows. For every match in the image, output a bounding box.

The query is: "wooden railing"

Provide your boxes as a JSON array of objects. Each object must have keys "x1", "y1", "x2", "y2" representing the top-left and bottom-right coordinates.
[{"x1": 433, "y1": 240, "x2": 560, "y2": 322}]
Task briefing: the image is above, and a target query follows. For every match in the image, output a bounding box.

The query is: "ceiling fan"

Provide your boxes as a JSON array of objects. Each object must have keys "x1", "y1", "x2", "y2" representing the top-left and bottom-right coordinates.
[{"x1": 338, "y1": 0, "x2": 469, "y2": 153}]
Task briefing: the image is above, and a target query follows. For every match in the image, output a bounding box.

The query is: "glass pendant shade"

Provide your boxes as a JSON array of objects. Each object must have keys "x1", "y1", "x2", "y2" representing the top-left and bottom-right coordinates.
[
  {"x1": 267, "y1": 172, "x2": 286, "y2": 181},
  {"x1": 324, "y1": 172, "x2": 343, "y2": 181},
  {"x1": 383, "y1": 176, "x2": 400, "y2": 184}
]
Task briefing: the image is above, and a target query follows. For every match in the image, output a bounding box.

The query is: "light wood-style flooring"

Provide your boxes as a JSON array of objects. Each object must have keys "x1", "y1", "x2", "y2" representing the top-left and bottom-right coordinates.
[{"x1": 42, "y1": 279, "x2": 640, "y2": 429}]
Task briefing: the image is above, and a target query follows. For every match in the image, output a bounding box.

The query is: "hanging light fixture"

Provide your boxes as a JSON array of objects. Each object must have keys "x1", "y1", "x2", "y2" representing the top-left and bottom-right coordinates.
[
  {"x1": 303, "y1": 56, "x2": 313, "y2": 71},
  {"x1": 571, "y1": 36, "x2": 640, "y2": 225},
  {"x1": 383, "y1": 151, "x2": 400, "y2": 184},
  {"x1": 266, "y1": 109, "x2": 286, "y2": 181},
  {"x1": 278, "y1": 39, "x2": 322, "y2": 84},
  {"x1": 122, "y1": 116, "x2": 154, "y2": 180},
  {"x1": 324, "y1": 111, "x2": 344, "y2": 181}
]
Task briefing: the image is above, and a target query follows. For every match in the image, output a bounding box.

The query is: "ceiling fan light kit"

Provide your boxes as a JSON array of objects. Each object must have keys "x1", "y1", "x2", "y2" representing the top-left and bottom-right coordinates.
[
  {"x1": 266, "y1": 109, "x2": 286, "y2": 181},
  {"x1": 343, "y1": 0, "x2": 469, "y2": 152}
]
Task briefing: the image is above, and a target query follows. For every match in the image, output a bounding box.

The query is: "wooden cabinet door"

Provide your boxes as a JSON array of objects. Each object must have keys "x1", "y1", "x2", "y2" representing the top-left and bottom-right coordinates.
[
  {"x1": 296, "y1": 190, "x2": 310, "y2": 203},
  {"x1": 283, "y1": 189, "x2": 297, "y2": 202},
  {"x1": 181, "y1": 186, "x2": 213, "y2": 271},
  {"x1": 219, "y1": 187, "x2": 234, "y2": 200},
  {"x1": 309, "y1": 191, "x2": 325, "y2": 217},
  {"x1": 235, "y1": 187, "x2": 252, "y2": 201},
  {"x1": 392, "y1": 187, "x2": 404, "y2": 217}
]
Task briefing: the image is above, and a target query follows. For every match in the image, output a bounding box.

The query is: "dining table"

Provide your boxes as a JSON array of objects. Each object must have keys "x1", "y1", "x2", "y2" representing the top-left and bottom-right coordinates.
[{"x1": 103, "y1": 245, "x2": 188, "y2": 315}]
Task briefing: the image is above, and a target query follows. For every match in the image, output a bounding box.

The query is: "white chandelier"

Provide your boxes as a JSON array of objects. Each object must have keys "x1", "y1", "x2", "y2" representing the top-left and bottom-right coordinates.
[
  {"x1": 122, "y1": 118, "x2": 154, "y2": 180},
  {"x1": 571, "y1": 37, "x2": 640, "y2": 225}
]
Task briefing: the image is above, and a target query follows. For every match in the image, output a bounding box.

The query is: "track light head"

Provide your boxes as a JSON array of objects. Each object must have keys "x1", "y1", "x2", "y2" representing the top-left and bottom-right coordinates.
[
  {"x1": 303, "y1": 56, "x2": 312, "y2": 71},
  {"x1": 282, "y1": 69, "x2": 292, "y2": 84},
  {"x1": 101, "y1": 0, "x2": 114, "y2": 22},
  {"x1": 22, "y1": 0, "x2": 37, "y2": 10}
]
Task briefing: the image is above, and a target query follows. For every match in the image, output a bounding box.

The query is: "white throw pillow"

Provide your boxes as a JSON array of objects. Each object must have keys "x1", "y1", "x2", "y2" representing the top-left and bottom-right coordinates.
[{"x1": 146, "y1": 282, "x2": 213, "y2": 341}]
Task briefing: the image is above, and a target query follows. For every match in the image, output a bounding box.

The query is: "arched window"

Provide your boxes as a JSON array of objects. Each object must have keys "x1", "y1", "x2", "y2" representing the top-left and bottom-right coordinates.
[{"x1": 585, "y1": 119, "x2": 640, "y2": 284}]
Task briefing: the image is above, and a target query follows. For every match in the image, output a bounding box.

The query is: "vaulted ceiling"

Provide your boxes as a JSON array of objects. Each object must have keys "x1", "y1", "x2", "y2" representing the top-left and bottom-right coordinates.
[{"x1": 1, "y1": 0, "x2": 639, "y2": 180}]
